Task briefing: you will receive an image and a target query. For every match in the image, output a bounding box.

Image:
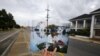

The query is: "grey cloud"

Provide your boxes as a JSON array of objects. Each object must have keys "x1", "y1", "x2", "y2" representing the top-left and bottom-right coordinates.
[
  {"x1": 0, "y1": 0, "x2": 100, "y2": 26},
  {"x1": 49, "y1": 0, "x2": 100, "y2": 20}
]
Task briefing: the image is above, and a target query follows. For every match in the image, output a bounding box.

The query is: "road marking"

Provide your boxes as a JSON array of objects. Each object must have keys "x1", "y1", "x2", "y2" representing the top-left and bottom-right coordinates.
[
  {"x1": 1, "y1": 31, "x2": 21, "y2": 56},
  {"x1": 0, "y1": 30, "x2": 20, "y2": 42}
]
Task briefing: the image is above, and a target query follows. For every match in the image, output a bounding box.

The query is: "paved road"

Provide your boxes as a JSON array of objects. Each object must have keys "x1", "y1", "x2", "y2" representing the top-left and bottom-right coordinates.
[
  {"x1": 66, "y1": 38, "x2": 100, "y2": 56},
  {"x1": 0, "y1": 29, "x2": 17, "y2": 41},
  {"x1": 0, "y1": 29, "x2": 20, "y2": 55}
]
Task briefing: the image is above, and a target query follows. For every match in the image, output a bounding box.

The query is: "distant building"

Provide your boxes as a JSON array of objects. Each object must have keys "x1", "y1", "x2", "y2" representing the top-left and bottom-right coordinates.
[
  {"x1": 57, "y1": 26, "x2": 65, "y2": 34},
  {"x1": 70, "y1": 8, "x2": 100, "y2": 38},
  {"x1": 57, "y1": 24, "x2": 70, "y2": 34}
]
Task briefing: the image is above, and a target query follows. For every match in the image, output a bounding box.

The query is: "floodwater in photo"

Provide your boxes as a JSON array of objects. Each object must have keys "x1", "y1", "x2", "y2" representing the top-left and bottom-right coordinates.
[{"x1": 30, "y1": 29, "x2": 69, "y2": 53}]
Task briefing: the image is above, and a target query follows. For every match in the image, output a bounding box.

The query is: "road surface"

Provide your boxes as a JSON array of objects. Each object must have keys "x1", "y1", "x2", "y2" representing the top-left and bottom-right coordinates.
[
  {"x1": 66, "y1": 38, "x2": 100, "y2": 56},
  {"x1": 0, "y1": 29, "x2": 17, "y2": 41},
  {"x1": 0, "y1": 29, "x2": 20, "y2": 55}
]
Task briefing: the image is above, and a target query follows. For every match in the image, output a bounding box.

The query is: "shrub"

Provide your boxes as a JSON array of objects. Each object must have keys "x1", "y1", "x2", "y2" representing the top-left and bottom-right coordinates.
[
  {"x1": 67, "y1": 29, "x2": 76, "y2": 36},
  {"x1": 76, "y1": 29, "x2": 90, "y2": 36},
  {"x1": 68, "y1": 28, "x2": 90, "y2": 36}
]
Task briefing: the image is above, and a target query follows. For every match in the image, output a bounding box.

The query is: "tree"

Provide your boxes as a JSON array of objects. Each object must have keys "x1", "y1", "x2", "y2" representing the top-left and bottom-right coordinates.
[
  {"x1": 46, "y1": 24, "x2": 58, "y2": 33},
  {"x1": 8, "y1": 13, "x2": 16, "y2": 29},
  {"x1": 0, "y1": 9, "x2": 8, "y2": 30},
  {"x1": 0, "y1": 9, "x2": 20, "y2": 30}
]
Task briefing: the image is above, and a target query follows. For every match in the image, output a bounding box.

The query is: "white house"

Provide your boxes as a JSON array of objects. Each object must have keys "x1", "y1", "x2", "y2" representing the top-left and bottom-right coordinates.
[{"x1": 70, "y1": 8, "x2": 100, "y2": 38}]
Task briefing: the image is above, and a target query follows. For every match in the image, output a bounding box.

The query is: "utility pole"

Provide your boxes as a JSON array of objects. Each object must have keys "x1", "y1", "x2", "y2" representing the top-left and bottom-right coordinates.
[
  {"x1": 32, "y1": 20, "x2": 34, "y2": 31},
  {"x1": 46, "y1": 5, "x2": 50, "y2": 36}
]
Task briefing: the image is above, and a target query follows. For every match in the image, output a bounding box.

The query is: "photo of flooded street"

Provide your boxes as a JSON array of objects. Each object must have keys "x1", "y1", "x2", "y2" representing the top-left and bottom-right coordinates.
[{"x1": 0, "y1": 0, "x2": 100, "y2": 56}]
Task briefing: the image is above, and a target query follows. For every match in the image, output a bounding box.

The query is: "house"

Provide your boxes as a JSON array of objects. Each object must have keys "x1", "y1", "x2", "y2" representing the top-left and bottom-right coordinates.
[{"x1": 70, "y1": 8, "x2": 100, "y2": 38}]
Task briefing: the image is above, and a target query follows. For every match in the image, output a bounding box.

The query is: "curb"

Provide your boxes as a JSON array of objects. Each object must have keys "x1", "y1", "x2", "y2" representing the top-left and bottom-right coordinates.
[
  {"x1": 69, "y1": 36, "x2": 100, "y2": 45},
  {"x1": 92, "y1": 41, "x2": 100, "y2": 44}
]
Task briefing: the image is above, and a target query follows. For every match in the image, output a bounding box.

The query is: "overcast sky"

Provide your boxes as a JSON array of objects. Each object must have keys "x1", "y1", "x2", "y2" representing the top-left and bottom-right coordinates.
[{"x1": 0, "y1": 0, "x2": 100, "y2": 26}]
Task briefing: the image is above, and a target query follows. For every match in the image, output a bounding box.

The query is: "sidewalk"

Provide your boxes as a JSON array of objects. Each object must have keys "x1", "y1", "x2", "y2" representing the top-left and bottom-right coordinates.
[
  {"x1": 7, "y1": 29, "x2": 44, "y2": 56},
  {"x1": 70, "y1": 35, "x2": 100, "y2": 44},
  {"x1": 7, "y1": 29, "x2": 32, "y2": 56}
]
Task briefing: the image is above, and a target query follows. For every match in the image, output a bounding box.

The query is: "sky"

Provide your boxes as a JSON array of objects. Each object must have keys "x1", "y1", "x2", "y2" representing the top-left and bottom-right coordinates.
[{"x1": 0, "y1": 0, "x2": 100, "y2": 27}]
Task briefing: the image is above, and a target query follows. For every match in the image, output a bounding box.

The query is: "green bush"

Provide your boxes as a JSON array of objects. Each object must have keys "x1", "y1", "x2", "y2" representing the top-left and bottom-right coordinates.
[
  {"x1": 68, "y1": 29, "x2": 90, "y2": 36},
  {"x1": 67, "y1": 29, "x2": 76, "y2": 36},
  {"x1": 76, "y1": 29, "x2": 90, "y2": 36}
]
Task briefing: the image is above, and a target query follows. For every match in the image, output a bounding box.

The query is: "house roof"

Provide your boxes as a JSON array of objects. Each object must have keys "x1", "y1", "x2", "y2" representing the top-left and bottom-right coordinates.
[
  {"x1": 91, "y1": 8, "x2": 100, "y2": 14},
  {"x1": 70, "y1": 14, "x2": 91, "y2": 21},
  {"x1": 70, "y1": 8, "x2": 100, "y2": 21}
]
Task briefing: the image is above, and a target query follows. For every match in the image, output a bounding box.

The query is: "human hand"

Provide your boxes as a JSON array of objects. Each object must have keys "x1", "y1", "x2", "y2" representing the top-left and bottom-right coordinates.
[{"x1": 41, "y1": 48, "x2": 57, "y2": 56}]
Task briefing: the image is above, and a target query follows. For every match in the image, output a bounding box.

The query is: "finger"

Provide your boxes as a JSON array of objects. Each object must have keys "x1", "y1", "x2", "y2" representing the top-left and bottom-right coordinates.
[
  {"x1": 44, "y1": 48, "x2": 48, "y2": 56},
  {"x1": 52, "y1": 48, "x2": 57, "y2": 56}
]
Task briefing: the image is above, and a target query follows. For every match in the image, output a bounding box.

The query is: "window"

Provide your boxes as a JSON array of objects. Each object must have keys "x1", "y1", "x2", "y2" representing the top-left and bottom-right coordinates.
[{"x1": 96, "y1": 19, "x2": 100, "y2": 24}]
